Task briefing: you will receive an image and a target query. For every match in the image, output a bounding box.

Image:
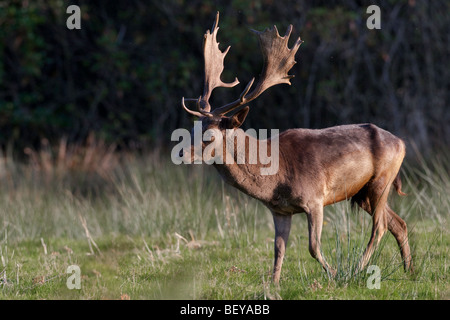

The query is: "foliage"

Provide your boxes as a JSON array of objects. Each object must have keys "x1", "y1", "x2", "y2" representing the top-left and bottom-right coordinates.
[{"x1": 0, "y1": 0, "x2": 448, "y2": 155}]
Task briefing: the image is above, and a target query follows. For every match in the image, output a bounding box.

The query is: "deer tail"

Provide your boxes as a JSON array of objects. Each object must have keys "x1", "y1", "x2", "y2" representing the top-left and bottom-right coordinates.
[{"x1": 393, "y1": 171, "x2": 407, "y2": 196}]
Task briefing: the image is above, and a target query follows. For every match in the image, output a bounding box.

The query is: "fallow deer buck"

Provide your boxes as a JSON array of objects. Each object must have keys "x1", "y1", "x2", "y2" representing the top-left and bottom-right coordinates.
[{"x1": 180, "y1": 12, "x2": 412, "y2": 284}]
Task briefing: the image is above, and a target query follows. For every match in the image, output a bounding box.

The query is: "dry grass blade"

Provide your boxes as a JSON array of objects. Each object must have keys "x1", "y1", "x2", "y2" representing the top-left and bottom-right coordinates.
[{"x1": 78, "y1": 214, "x2": 103, "y2": 256}]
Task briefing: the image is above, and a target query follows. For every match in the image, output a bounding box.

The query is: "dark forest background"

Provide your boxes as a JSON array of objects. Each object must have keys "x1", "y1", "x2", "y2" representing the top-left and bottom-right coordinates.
[{"x1": 0, "y1": 0, "x2": 448, "y2": 158}]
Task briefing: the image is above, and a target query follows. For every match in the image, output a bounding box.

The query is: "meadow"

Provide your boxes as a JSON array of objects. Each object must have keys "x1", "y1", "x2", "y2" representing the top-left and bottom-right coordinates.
[{"x1": 0, "y1": 142, "x2": 448, "y2": 300}]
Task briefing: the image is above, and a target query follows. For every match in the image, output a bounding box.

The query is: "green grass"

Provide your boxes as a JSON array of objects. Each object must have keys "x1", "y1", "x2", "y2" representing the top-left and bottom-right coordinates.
[{"x1": 0, "y1": 151, "x2": 449, "y2": 299}]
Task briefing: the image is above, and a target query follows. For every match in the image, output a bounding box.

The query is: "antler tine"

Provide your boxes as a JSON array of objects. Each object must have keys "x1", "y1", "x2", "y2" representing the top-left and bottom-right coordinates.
[
  {"x1": 211, "y1": 24, "x2": 303, "y2": 117},
  {"x1": 181, "y1": 97, "x2": 213, "y2": 118},
  {"x1": 210, "y1": 9, "x2": 219, "y2": 32}
]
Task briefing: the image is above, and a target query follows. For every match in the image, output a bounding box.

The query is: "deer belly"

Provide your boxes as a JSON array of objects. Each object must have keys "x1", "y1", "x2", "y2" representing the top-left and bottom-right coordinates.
[{"x1": 323, "y1": 157, "x2": 373, "y2": 206}]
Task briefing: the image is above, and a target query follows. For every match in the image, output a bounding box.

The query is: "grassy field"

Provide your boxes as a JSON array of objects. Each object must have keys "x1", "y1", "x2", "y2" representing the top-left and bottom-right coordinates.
[{"x1": 0, "y1": 145, "x2": 449, "y2": 300}]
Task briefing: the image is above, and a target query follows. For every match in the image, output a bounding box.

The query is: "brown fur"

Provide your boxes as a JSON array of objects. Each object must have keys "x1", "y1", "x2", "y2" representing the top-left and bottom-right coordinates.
[{"x1": 184, "y1": 115, "x2": 413, "y2": 284}]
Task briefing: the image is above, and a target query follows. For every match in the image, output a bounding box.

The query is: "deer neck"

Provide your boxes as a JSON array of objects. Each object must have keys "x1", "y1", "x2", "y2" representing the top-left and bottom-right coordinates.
[{"x1": 212, "y1": 128, "x2": 280, "y2": 201}]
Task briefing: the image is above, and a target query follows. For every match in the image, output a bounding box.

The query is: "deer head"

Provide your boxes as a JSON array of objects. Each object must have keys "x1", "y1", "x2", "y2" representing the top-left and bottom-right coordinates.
[{"x1": 180, "y1": 12, "x2": 302, "y2": 164}]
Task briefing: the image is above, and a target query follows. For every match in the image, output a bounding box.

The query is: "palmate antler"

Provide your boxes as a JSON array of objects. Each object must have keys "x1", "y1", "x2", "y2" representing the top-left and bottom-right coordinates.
[{"x1": 182, "y1": 11, "x2": 303, "y2": 118}]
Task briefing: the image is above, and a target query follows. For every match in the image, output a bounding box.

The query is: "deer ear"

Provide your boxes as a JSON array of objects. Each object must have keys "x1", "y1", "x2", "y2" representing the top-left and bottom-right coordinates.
[{"x1": 231, "y1": 106, "x2": 250, "y2": 128}]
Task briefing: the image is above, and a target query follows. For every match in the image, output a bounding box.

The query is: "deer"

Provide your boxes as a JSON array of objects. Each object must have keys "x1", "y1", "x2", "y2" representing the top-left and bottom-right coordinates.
[{"x1": 179, "y1": 12, "x2": 413, "y2": 284}]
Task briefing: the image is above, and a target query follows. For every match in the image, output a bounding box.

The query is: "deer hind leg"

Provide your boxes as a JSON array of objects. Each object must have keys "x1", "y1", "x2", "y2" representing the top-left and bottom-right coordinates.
[
  {"x1": 306, "y1": 203, "x2": 336, "y2": 277},
  {"x1": 272, "y1": 212, "x2": 292, "y2": 284},
  {"x1": 357, "y1": 179, "x2": 390, "y2": 272},
  {"x1": 386, "y1": 205, "x2": 413, "y2": 272},
  {"x1": 354, "y1": 182, "x2": 412, "y2": 272}
]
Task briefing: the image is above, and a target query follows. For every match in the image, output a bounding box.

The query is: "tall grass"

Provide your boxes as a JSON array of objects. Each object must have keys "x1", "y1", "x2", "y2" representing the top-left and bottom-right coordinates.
[
  {"x1": 0, "y1": 139, "x2": 448, "y2": 248},
  {"x1": 0, "y1": 139, "x2": 271, "y2": 243},
  {"x1": 0, "y1": 140, "x2": 448, "y2": 298}
]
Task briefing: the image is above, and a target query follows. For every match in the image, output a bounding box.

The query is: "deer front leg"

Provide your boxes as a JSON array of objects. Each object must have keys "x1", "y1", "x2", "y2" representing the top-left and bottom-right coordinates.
[
  {"x1": 272, "y1": 212, "x2": 292, "y2": 285},
  {"x1": 306, "y1": 203, "x2": 336, "y2": 277}
]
